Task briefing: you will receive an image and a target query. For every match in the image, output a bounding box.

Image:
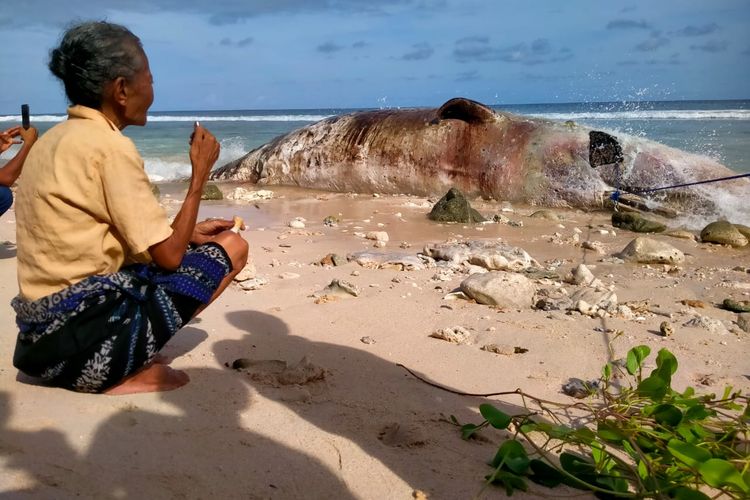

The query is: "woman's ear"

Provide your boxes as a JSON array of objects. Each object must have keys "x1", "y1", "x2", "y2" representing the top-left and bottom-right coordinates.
[{"x1": 110, "y1": 76, "x2": 129, "y2": 107}]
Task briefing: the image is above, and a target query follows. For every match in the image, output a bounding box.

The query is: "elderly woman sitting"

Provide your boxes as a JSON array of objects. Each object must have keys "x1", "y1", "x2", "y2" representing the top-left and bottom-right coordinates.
[{"x1": 12, "y1": 21, "x2": 248, "y2": 395}]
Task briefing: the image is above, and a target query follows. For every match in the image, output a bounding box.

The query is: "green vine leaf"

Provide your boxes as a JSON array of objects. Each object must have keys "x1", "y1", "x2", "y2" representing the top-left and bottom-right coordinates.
[
  {"x1": 626, "y1": 345, "x2": 651, "y2": 376},
  {"x1": 527, "y1": 459, "x2": 564, "y2": 488},
  {"x1": 652, "y1": 404, "x2": 683, "y2": 427},
  {"x1": 460, "y1": 423, "x2": 481, "y2": 440},
  {"x1": 637, "y1": 374, "x2": 669, "y2": 400},
  {"x1": 667, "y1": 439, "x2": 711, "y2": 468},
  {"x1": 486, "y1": 470, "x2": 528, "y2": 496},
  {"x1": 698, "y1": 458, "x2": 749, "y2": 493},
  {"x1": 479, "y1": 404, "x2": 512, "y2": 429},
  {"x1": 459, "y1": 346, "x2": 750, "y2": 498},
  {"x1": 669, "y1": 486, "x2": 711, "y2": 500},
  {"x1": 491, "y1": 440, "x2": 530, "y2": 474}
]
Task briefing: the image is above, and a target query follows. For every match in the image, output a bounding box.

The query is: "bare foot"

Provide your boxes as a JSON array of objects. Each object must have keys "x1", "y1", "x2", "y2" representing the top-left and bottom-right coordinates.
[
  {"x1": 152, "y1": 353, "x2": 172, "y2": 365},
  {"x1": 104, "y1": 364, "x2": 189, "y2": 395}
]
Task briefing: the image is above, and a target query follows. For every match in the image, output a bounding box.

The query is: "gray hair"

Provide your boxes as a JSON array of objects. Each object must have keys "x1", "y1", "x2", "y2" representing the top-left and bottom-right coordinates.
[{"x1": 49, "y1": 21, "x2": 144, "y2": 109}]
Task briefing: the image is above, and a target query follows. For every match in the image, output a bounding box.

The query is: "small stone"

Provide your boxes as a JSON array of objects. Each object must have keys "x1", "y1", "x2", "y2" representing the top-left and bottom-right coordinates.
[
  {"x1": 360, "y1": 336, "x2": 376, "y2": 344},
  {"x1": 612, "y1": 212, "x2": 666, "y2": 233},
  {"x1": 413, "y1": 490, "x2": 428, "y2": 500},
  {"x1": 234, "y1": 263, "x2": 257, "y2": 282},
  {"x1": 664, "y1": 229, "x2": 697, "y2": 241},
  {"x1": 429, "y1": 326, "x2": 470, "y2": 344},
  {"x1": 365, "y1": 231, "x2": 389, "y2": 243},
  {"x1": 323, "y1": 215, "x2": 340, "y2": 227},
  {"x1": 529, "y1": 209, "x2": 559, "y2": 221},
  {"x1": 566, "y1": 264, "x2": 599, "y2": 286},
  {"x1": 289, "y1": 218, "x2": 306, "y2": 229},
  {"x1": 279, "y1": 272, "x2": 300, "y2": 280},
  {"x1": 683, "y1": 315, "x2": 729, "y2": 335},
  {"x1": 659, "y1": 321, "x2": 674, "y2": 337},
  {"x1": 562, "y1": 378, "x2": 598, "y2": 399},
  {"x1": 582, "y1": 240, "x2": 605, "y2": 254},
  {"x1": 239, "y1": 277, "x2": 269, "y2": 291},
  {"x1": 680, "y1": 299, "x2": 706, "y2": 308},
  {"x1": 480, "y1": 344, "x2": 515, "y2": 355}
]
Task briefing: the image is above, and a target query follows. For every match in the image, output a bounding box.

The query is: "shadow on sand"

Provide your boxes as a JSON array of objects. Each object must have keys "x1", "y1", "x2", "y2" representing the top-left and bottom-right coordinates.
[{"x1": 0, "y1": 310, "x2": 538, "y2": 498}]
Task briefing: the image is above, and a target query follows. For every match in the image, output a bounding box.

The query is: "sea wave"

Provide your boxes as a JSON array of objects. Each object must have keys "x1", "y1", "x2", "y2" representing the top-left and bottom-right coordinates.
[
  {"x1": 0, "y1": 114, "x2": 332, "y2": 123},
  {"x1": 528, "y1": 110, "x2": 750, "y2": 121},
  {"x1": 2, "y1": 109, "x2": 748, "y2": 123},
  {"x1": 145, "y1": 136, "x2": 249, "y2": 182}
]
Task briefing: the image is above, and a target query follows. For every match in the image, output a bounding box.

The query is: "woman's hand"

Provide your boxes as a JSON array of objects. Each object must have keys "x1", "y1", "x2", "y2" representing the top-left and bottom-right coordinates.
[
  {"x1": 188, "y1": 123, "x2": 220, "y2": 186},
  {"x1": 18, "y1": 126, "x2": 38, "y2": 148},
  {"x1": 0, "y1": 126, "x2": 22, "y2": 154},
  {"x1": 191, "y1": 218, "x2": 240, "y2": 245}
]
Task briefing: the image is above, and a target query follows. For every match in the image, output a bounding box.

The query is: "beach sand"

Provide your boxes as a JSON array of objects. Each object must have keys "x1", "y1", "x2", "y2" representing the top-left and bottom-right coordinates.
[{"x1": 0, "y1": 184, "x2": 748, "y2": 499}]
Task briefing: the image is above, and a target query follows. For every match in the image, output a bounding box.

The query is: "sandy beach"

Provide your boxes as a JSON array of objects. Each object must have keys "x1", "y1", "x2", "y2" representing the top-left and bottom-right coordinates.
[{"x1": 1, "y1": 183, "x2": 748, "y2": 499}]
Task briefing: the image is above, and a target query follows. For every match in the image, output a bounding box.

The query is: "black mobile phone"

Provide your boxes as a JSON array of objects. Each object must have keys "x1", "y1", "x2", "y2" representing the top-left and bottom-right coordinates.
[{"x1": 21, "y1": 104, "x2": 30, "y2": 130}]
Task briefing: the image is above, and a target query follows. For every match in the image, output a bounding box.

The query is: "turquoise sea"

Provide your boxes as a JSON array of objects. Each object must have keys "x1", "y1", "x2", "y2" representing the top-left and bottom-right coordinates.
[{"x1": 2, "y1": 100, "x2": 749, "y2": 181}]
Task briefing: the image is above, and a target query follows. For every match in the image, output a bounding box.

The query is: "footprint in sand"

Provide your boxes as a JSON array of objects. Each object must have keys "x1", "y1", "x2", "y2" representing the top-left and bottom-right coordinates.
[
  {"x1": 231, "y1": 356, "x2": 328, "y2": 386},
  {"x1": 377, "y1": 423, "x2": 429, "y2": 448}
]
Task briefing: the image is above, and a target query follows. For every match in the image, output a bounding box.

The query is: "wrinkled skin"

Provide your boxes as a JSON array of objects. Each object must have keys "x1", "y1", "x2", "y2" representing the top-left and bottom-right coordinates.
[{"x1": 212, "y1": 98, "x2": 747, "y2": 216}]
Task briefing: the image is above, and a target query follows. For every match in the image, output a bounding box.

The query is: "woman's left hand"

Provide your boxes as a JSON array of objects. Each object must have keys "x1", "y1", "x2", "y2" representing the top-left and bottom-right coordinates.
[{"x1": 191, "y1": 218, "x2": 236, "y2": 245}]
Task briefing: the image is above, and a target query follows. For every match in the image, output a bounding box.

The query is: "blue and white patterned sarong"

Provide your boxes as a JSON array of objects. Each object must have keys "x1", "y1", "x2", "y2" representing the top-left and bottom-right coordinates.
[{"x1": 11, "y1": 243, "x2": 231, "y2": 393}]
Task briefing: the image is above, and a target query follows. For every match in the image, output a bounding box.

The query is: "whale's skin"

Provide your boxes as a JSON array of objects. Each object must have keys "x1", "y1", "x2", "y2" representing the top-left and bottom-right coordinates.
[{"x1": 212, "y1": 98, "x2": 746, "y2": 212}]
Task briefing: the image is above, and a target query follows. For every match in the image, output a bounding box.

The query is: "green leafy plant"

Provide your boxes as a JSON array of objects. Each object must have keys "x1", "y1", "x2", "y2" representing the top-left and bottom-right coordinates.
[{"x1": 453, "y1": 346, "x2": 749, "y2": 498}]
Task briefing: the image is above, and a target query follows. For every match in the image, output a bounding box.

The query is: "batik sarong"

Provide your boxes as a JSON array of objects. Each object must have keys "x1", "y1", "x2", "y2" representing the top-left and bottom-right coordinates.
[{"x1": 11, "y1": 243, "x2": 231, "y2": 393}]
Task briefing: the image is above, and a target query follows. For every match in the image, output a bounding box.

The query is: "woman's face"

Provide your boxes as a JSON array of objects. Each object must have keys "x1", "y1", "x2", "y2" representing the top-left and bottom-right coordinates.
[{"x1": 123, "y1": 51, "x2": 154, "y2": 127}]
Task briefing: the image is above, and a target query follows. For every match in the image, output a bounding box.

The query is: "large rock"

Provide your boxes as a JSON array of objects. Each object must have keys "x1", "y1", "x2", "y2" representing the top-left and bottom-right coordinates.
[
  {"x1": 201, "y1": 183, "x2": 223, "y2": 200},
  {"x1": 460, "y1": 271, "x2": 536, "y2": 308},
  {"x1": 700, "y1": 221, "x2": 748, "y2": 247},
  {"x1": 428, "y1": 188, "x2": 485, "y2": 223},
  {"x1": 611, "y1": 212, "x2": 666, "y2": 233},
  {"x1": 565, "y1": 264, "x2": 601, "y2": 287},
  {"x1": 616, "y1": 237, "x2": 685, "y2": 264},
  {"x1": 568, "y1": 288, "x2": 618, "y2": 313},
  {"x1": 737, "y1": 313, "x2": 750, "y2": 333},
  {"x1": 422, "y1": 240, "x2": 538, "y2": 271},
  {"x1": 734, "y1": 224, "x2": 750, "y2": 240}
]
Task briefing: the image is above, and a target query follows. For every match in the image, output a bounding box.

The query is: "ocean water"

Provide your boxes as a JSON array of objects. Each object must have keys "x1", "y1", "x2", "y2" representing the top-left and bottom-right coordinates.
[{"x1": 2, "y1": 100, "x2": 748, "y2": 182}]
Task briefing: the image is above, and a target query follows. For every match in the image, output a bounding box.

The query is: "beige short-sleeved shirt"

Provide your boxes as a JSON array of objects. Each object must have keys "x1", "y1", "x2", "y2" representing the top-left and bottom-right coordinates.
[{"x1": 15, "y1": 105, "x2": 173, "y2": 300}]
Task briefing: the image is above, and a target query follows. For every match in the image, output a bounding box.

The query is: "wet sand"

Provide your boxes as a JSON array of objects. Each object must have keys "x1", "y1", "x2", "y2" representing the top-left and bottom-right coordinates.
[{"x1": 0, "y1": 183, "x2": 748, "y2": 498}]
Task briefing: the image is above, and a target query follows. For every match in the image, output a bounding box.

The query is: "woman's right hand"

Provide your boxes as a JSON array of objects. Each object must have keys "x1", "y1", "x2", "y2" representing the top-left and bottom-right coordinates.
[
  {"x1": 18, "y1": 126, "x2": 38, "y2": 148},
  {"x1": 189, "y1": 123, "x2": 220, "y2": 185},
  {"x1": 0, "y1": 126, "x2": 21, "y2": 153}
]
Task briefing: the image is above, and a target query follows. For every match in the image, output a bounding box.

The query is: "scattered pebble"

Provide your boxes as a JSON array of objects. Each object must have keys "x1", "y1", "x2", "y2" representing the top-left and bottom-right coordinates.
[
  {"x1": 429, "y1": 326, "x2": 470, "y2": 344},
  {"x1": 659, "y1": 321, "x2": 674, "y2": 337}
]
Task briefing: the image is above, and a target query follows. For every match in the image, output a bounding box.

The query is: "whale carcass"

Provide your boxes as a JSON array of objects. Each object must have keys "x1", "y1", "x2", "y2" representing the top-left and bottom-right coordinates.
[{"x1": 212, "y1": 98, "x2": 747, "y2": 215}]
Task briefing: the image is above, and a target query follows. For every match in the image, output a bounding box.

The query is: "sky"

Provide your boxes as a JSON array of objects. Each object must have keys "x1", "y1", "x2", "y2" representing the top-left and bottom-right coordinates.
[{"x1": 0, "y1": 0, "x2": 748, "y2": 113}]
